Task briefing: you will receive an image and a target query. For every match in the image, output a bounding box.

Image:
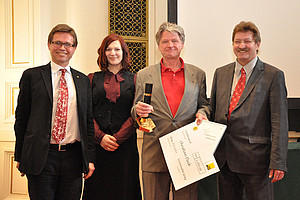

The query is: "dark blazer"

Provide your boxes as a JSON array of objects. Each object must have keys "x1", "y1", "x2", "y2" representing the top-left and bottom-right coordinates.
[
  {"x1": 131, "y1": 63, "x2": 210, "y2": 172},
  {"x1": 211, "y1": 58, "x2": 288, "y2": 174},
  {"x1": 14, "y1": 63, "x2": 95, "y2": 175}
]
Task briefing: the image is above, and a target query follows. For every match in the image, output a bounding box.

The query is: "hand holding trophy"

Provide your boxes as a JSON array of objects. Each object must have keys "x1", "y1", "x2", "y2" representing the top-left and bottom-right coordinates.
[{"x1": 136, "y1": 83, "x2": 156, "y2": 132}]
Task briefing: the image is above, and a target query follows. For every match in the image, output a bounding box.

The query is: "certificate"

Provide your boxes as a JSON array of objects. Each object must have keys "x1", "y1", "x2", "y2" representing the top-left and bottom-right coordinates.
[{"x1": 159, "y1": 120, "x2": 226, "y2": 190}]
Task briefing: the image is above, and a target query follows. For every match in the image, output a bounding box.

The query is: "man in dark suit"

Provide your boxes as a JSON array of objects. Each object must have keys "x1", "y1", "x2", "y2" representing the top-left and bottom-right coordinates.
[
  {"x1": 131, "y1": 22, "x2": 210, "y2": 200},
  {"x1": 209, "y1": 21, "x2": 288, "y2": 200},
  {"x1": 14, "y1": 24, "x2": 95, "y2": 200}
]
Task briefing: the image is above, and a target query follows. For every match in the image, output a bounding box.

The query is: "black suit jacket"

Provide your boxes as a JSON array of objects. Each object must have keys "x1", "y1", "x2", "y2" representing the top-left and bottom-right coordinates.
[
  {"x1": 211, "y1": 58, "x2": 288, "y2": 174},
  {"x1": 14, "y1": 63, "x2": 95, "y2": 175}
]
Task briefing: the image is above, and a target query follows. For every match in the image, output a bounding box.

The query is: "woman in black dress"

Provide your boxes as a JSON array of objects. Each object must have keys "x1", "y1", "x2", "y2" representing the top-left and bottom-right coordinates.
[{"x1": 83, "y1": 34, "x2": 141, "y2": 200}]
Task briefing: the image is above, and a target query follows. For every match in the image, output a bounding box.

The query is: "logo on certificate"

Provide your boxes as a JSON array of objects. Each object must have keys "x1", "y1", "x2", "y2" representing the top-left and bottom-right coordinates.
[{"x1": 206, "y1": 162, "x2": 215, "y2": 170}]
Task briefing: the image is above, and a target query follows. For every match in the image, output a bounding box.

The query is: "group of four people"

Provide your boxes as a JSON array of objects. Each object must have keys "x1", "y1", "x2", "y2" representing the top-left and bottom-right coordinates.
[{"x1": 14, "y1": 21, "x2": 288, "y2": 200}]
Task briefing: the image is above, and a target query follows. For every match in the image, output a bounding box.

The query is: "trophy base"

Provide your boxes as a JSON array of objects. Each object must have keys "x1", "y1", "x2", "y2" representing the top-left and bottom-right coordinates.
[{"x1": 137, "y1": 117, "x2": 156, "y2": 132}]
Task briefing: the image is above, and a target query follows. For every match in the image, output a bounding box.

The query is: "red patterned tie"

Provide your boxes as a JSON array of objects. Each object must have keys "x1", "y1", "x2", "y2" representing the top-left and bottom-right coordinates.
[
  {"x1": 228, "y1": 68, "x2": 246, "y2": 119},
  {"x1": 52, "y1": 69, "x2": 68, "y2": 143}
]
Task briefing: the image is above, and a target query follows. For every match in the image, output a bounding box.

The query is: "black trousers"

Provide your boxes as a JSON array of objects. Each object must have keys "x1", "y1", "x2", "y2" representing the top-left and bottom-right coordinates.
[
  {"x1": 26, "y1": 143, "x2": 83, "y2": 200},
  {"x1": 217, "y1": 163, "x2": 274, "y2": 200}
]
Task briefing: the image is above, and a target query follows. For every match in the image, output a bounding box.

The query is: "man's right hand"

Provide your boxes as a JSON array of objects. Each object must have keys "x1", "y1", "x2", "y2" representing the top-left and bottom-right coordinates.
[
  {"x1": 196, "y1": 113, "x2": 208, "y2": 125},
  {"x1": 136, "y1": 102, "x2": 154, "y2": 118}
]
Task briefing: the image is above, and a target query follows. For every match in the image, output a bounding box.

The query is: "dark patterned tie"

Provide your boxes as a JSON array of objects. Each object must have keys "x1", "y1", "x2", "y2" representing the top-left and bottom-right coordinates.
[
  {"x1": 52, "y1": 69, "x2": 68, "y2": 143},
  {"x1": 228, "y1": 68, "x2": 246, "y2": 120}
]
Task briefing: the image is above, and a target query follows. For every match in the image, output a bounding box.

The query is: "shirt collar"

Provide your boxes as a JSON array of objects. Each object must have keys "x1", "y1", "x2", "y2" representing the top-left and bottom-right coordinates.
[
  {"x1": 235, "y1": 56, "x2": 257, "y2": 75},
  {"x1": 160, "y1": 57, "x2": 185, "y2": 72},
  {"x1": 50, "y1": 61, "x2": 71, "y2": 74}
]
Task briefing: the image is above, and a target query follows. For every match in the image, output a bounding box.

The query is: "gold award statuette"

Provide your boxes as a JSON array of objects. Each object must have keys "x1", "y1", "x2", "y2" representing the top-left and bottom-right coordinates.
[
  {"x1": 137, "y1": 116, "x2": 156, "y2": 132},
  {"x1": 137, "y1": 83, "x2": 156, "y2": 132}
]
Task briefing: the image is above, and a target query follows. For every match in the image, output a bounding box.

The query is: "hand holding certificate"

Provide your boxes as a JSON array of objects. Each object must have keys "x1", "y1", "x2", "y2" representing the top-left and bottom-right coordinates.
[{"x1": 159, "y1": 120, "x2": 226, "y2": 190}]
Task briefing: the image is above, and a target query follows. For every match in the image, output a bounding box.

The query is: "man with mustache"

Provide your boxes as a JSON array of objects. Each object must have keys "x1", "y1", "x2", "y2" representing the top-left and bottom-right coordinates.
[{"x1": 210, "y1": 21, "x2": 288, "y2": 200}]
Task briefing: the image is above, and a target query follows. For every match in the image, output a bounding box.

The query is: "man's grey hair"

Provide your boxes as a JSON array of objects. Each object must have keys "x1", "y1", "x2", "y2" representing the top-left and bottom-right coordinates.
[{"x1": 155, "y1": 22, "x2": 185, "y2": 45}]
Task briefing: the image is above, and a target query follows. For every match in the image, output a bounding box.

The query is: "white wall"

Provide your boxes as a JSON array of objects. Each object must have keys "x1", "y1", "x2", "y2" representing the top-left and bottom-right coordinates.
[
  {"x1": 39, "y1": 0, "x2": 167, "y2": 75},
  {"x1": 39, "y1": 0, "x2": 108, "y2": 74},
  {"x1": 178, "y1": 0, "x2": 300, "y2": 97}
]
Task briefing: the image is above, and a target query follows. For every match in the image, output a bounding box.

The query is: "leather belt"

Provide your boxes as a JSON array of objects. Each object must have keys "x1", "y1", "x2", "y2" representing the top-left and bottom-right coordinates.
[{"x1": 49, "y1": 141, "x2": 81, "y2": 152}]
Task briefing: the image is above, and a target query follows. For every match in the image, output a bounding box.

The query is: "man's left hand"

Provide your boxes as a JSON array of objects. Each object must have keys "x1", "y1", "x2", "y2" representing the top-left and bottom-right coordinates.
[{"x1": 269, "y1": 169, "x2": 285, "y2": 183}]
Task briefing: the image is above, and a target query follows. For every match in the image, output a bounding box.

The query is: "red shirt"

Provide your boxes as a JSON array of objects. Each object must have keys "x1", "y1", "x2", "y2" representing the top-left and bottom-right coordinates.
[{"x1": 161, "y1": 58, "x2": 185, "y2": 117}]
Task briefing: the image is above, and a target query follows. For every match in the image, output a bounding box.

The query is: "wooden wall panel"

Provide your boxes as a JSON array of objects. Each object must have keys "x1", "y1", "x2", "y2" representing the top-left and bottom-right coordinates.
[
  {"x1": 12, "y1": 0, "x2": 30, "y2": 64},
  {"x1": 5, "y1": 0, "x2": 33, "y2": 69}
]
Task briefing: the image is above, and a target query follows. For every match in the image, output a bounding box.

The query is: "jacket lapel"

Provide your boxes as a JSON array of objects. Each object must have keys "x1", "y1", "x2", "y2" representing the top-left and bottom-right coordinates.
[
  {"x1": 223, "y1": 63, "x2": 236, "y2": 111},
  {"x1": 235, "y1": 58, "x2": 264, "y2": 110},
  {"x1": 70, "y1": 68, "x2": 82, "y2": 106},
  {"x1": 150, "y1": 63, "x2": 173, "y2": 118},
  {"x1": 175, "y1": 64, "x2": 196, "y2": 118},
  {"x1": 41, "y1": 63, "x2": 53, "y2": 103}
]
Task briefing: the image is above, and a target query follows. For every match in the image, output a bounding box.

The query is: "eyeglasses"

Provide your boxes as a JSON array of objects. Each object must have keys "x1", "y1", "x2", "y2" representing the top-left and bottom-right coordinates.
[
  {"x1": 50, "y1": 41, "x2": 75, "y2": 48},
  {"x1": 233, "y1": 39, "x2": 254, "y2": 46}
]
